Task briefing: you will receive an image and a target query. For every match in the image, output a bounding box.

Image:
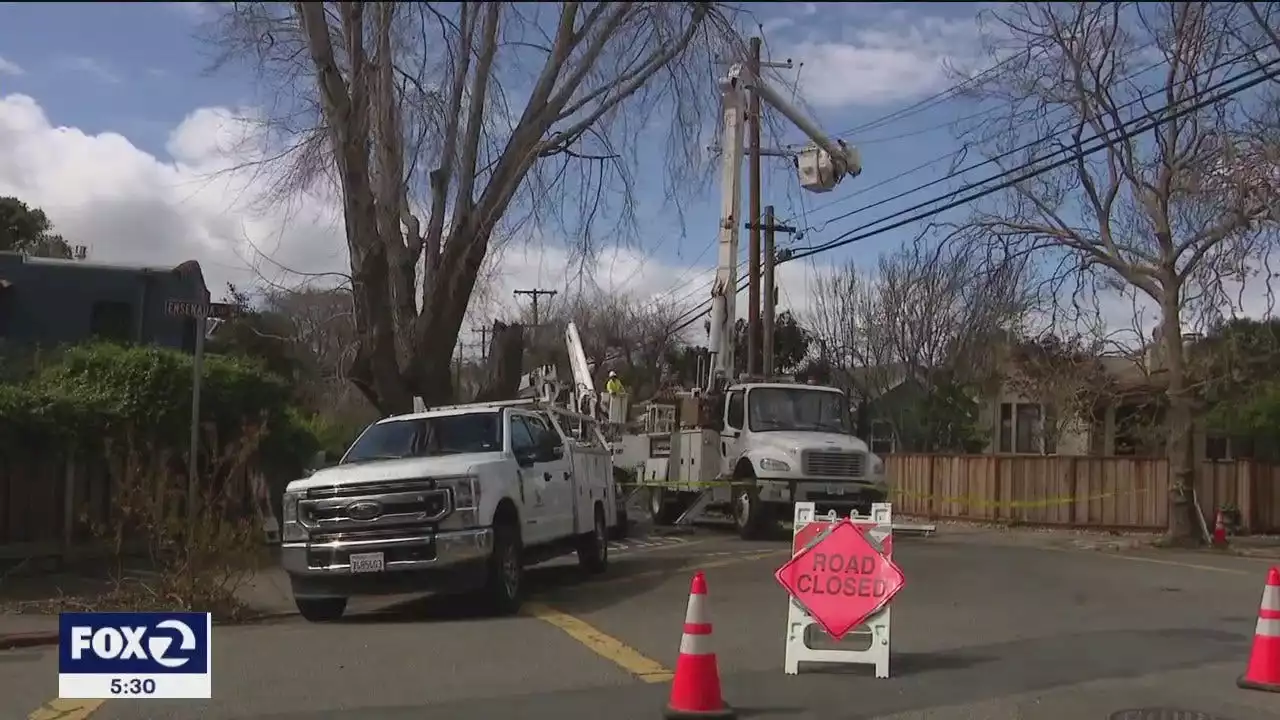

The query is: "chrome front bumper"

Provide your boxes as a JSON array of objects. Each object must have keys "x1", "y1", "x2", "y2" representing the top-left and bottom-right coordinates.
[{"x1": 282, "y1": 526, "x2": 493, "y2": 576}]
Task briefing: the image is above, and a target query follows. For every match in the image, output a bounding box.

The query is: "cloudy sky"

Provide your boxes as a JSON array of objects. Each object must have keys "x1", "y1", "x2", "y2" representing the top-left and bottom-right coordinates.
[{"x1": 3, "y1": 1, "x2": 1257, "y2": 348}]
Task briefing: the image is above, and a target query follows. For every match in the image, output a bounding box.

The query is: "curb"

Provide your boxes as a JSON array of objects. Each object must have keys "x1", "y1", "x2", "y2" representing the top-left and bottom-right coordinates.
[
  {"x1": 0, "y1": 611, "x2": 299, "y2": 651},
  {"x1": 0, "y1": 631, "x2": 59, "y2": 650}
]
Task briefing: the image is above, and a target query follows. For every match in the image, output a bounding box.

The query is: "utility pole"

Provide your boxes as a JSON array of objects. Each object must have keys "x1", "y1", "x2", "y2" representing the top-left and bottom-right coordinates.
[
  {"x1": 513, "y1": 288, "x2": 557, "y2": 327},
  {"x1": 746, "y1": 36, "x2": 763, "y2": 378},
  {"x1": 473, "y1": 325, "x2": 491, "y2": 363},
  {"x1": 751, "y1": 205, "x2": 796, "y2": 377}
]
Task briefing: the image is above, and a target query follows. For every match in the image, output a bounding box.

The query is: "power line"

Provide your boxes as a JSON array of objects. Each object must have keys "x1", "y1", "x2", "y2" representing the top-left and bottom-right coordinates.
[
  {"x1": 791, "y1": 56, "x2": 1277, "y2": 262},
  {"x1": 664, "y1": 56, "x2": 1277, "y2": 337}
]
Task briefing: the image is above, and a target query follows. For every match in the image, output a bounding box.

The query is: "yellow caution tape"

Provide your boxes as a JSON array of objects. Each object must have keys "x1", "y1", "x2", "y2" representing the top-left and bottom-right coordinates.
[
  {"x1": 888, "y1": 486, "x2": 1152, "y2": 510},
  {"x1": 614, "y1": 479, "x2": 1152, "y2": 511}
]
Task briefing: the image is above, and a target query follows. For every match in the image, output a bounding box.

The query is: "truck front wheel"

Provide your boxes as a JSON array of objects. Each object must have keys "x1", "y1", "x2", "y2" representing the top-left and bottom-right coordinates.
[
  {"x1": 732, "y1": 477, "x2": 772, "y2": 540},
  {"x1": 296, "y1": 597, "x2": 347, "y2": 623},
  {"x1": 480, "y1": 521, "x2": 524, "y2": 615}
]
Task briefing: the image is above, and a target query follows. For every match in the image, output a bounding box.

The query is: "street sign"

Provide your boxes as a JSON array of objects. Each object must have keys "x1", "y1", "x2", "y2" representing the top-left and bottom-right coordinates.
[
  {"x1": 165, "y1": 299, "x2": 236, "y2": 320},
  {"x1": 774, "y1": 518, "x2": 906, "y2": 640}
]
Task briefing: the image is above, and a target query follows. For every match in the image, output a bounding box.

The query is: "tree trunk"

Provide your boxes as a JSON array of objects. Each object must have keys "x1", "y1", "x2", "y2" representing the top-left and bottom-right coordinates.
[
  {"x1": 1158, "y1": 289, "x2": 1203, "y2": 546},
  {"x1": 472, "y1": 322, "x2": 525, "y2": 403}
]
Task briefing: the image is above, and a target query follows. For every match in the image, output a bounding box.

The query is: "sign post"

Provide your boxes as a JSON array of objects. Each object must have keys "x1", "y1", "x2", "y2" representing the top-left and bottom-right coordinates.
[
  {"x1": 774, "y1": 502, "x2": 903, "y2": 678},
  {"x1": 165, "y1": 298, "x2": 235, "y2": 523}
]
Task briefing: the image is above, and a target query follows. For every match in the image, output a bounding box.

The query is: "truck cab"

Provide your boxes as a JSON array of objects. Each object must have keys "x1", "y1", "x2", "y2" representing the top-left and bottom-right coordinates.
[
  {"x1": 280, "y1": 401, "x2": 617, "y2": 622},
  {"x1": 717, "y1": 382, "x2": 887, "y2": 537}
]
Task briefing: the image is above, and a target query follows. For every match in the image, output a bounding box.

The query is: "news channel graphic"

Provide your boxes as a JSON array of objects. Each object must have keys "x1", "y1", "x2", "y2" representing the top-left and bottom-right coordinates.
[{"x1": 58, "y1": 612, "x2": 212, "y2": 699}]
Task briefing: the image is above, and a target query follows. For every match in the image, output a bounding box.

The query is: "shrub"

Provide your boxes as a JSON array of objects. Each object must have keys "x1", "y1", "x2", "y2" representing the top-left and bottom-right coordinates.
[{"x1": 0, "y1": 343, "x2": 319, "y2": 618}]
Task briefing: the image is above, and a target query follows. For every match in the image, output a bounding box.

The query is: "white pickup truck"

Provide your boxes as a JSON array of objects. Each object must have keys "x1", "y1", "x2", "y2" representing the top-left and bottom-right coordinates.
[{"x1": 280, "y1": 400, "x2": 618, "y2": 622}]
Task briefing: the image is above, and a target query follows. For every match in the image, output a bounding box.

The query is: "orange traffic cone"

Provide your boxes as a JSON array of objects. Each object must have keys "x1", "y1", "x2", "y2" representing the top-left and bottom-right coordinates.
[
  {"x1": 664, "y1": 571, "x2": 734, "y2": 719},
  {"x1": 1212, "y1": 510, "x2": 1229, "y2": 548},
  {"x1": 1239, "y1": 566, "x2": 1280, "y2": 693}
]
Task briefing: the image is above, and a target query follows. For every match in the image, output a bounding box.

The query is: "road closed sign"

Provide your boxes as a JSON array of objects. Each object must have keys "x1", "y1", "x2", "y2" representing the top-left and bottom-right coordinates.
[{"x1": 774, "y1": 519, "x2": 906, "y2": 640}]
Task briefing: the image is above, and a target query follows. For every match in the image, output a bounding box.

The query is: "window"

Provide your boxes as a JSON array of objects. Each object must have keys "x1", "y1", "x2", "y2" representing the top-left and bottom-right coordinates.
[
  {"x1": 340, "y1": 412, "x2": 503, "y2": 463},
  {"x1": 746, "y1": 387, "x2": 850, "y2": 433},
  {"x1": 509, "y1": 417, "x2": 537, "y2": 453},
  {"x1": 1205, "y1": 435, "x2": 1229, "y2": 461},
  {"x1": 524, "y1": 413, "x2": 564, "y2": 451},
  {"x1": 999, "y1": 402, "x2": 1047, "y2": 454},
  {"x1": 90, "y1": 301, "x2": 133, "y2": 343},
  {"x1": 869, "y1": 420, "x2": 895, "y2": 455},
  {"x1": 1015, "y1": 403, "x2": 1042, "y2": 454},
  {"x1": 726, "y1": 391, "x2": 745, "y2": 429}
]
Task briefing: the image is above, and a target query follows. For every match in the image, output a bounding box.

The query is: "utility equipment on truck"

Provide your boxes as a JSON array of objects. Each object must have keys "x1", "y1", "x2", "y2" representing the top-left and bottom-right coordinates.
[
  {"x1": 609, "y1": 53, "x2": 934, "y2": 539},
  {"x1": 280, "y1": 394, "x2": 618, "y2": 622}
]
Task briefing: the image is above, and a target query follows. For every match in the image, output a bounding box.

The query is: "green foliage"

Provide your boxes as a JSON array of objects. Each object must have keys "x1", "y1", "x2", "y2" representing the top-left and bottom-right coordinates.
[
  {"x1": 874, "y1": 377, "x2": 988, "y2": 453},
  {"x1": 732, "y1": 310, "x2": 812, "y2": 375},
  {"x1": 0, "y1": 196, "x2": 74, "y2": 258},
  {"x1": 0, "y1": 343, "x2": 317, "y2": 473}
]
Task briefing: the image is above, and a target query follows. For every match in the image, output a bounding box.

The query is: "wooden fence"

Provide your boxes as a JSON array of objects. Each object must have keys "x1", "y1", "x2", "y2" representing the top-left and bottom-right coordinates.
[
  {"x1": 886, "y1": 454, "x2": 1280, "y2": 533},
  {"x1": 0, "y1": 455, "x2": 274, "y2": 562}
]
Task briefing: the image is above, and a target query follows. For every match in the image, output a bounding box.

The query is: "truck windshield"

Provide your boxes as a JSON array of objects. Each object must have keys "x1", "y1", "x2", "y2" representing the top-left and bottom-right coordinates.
[
  {"x1": 747, "y1": 388, "x2": 850, "y2": 434},
  {"x1": 341, "y1": 412, "x2": 503, "y2": 463}
]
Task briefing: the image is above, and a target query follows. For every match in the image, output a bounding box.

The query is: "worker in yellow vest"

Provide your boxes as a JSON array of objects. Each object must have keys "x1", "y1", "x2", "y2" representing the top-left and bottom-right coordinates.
[{"x1": 605, "y1": 370, "x2": 625, "y2": 396}]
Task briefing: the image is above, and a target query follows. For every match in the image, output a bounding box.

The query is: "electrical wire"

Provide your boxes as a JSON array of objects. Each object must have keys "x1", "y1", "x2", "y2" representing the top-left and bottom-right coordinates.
[
  {"x1": 663, "y1": 56, "x2": 1278, "y2": 337},
  {"x1": 791, "y1": 56, "x2": 1277, "y2": 261}
]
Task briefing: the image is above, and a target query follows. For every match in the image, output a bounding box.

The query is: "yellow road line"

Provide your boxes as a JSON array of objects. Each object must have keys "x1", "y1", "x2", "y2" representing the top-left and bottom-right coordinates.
[
  {"x1": 526, "y1": 548, "x2": 785, "y2": 683},
  {"x1": 524, "y1": 603, "x2": 674, "y2": 683},
  {"x1": 28, "y1": 699, "x2": 103, "y2": 720}
]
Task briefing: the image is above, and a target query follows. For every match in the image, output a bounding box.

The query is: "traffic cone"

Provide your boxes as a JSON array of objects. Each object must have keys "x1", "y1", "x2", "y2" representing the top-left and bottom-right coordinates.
[
  {"x1": 664, "y1": 571, "x2": 734, "y2": 719},
  {"x1": 1238, "y1": 566, "x2": 1280, "y2": 693},
  {"x1": 1212, "y1": 510, "x2": 1229, "y2": 548}
]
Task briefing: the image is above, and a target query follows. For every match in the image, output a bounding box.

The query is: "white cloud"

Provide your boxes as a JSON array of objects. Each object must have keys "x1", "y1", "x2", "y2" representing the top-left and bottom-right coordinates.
[
  {"x1": 0, "y1": 56, "x2": 23, "y2": 77},
  {"x1": 780, "y1": 13, "x2": 984, "y2": 108},
  {"x1": 0, "y1": 93, "x2": 826, "y2": 342}
]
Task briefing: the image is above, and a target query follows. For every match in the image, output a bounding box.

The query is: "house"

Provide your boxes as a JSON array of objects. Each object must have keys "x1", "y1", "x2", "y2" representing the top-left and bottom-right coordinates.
[
  {"x1": 842, "y1": 330, "x2": 1235, "y2": 461},
  {"x1": 0, "y1": 253, "x2": 210, "y2": 352}
]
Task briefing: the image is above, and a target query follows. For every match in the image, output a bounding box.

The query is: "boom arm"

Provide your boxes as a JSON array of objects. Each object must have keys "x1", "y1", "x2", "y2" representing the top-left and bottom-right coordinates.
[{"x1": 704, "y1": 62, "x2": 862, "y2": 390}]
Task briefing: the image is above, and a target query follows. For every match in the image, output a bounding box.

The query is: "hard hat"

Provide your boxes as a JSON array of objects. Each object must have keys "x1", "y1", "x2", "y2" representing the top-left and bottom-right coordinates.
[{"x1": 608, "y1": 370, "x2": 617, "y2": 377}]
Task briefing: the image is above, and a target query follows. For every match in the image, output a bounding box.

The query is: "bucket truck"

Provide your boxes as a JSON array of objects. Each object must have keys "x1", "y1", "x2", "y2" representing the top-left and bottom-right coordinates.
[{"x1": 611, "y1": 59, "x2": 935, "y2": 539}]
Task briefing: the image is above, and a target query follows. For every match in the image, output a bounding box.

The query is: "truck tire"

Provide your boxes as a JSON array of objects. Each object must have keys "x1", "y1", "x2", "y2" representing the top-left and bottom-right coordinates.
[
  {"x1": 480, "y1": 521, "x2": 524, "y2": 615},
  {"x1": 577, "y1": 504, "x2": 609, "y2": 575},
  {"x1": 296, "y1": 597, "x2": 347, "y2": 623},
  {"x1": 732, "y1": 475, "x2": 772, "y2": 541},
  {"x1": 649, "y1": 488, "x2": 679, "y2": 526}
]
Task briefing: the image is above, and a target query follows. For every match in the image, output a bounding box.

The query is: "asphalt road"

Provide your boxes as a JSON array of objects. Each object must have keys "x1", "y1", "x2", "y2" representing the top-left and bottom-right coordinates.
[{"x1": 7, "y1": 525, "x2": 1280, "y2": 720}]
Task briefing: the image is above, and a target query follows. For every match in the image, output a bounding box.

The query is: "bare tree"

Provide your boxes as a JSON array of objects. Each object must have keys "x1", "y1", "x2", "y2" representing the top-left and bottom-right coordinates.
[
  {"x1": 805, "y1": 239, "x2": 1032, "y2": 450},
  {"x1": 207, "y1": 2, "x2": 741, "y2": 413},
  {"x1": 953, "y1": 2, "x2": 1277, "y2": 543},
  {"x1": 534, "y1": 288, "x2": 688, "y2": 398}
]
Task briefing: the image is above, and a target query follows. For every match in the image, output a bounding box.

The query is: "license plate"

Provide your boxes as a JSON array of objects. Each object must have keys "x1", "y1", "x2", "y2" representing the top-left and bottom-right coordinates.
[
  {"x1": 827, "y1": 485, "x2": 845, "y2": 496},
  {"x1": 349, "y1": 552, "x2": 385, "y2": 573}
]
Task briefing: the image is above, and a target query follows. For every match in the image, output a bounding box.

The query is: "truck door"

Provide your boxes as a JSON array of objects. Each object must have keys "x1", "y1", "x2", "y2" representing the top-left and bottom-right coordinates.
[
  {"x1": 508, "y1": 413, "x2": 553, "y2": 545},
  {"x1": 721, "y1": 389, "x2": 747, "y2": 476},
  {"x1": 522, "y1": 413, "x2": 575, "y2": 538}
]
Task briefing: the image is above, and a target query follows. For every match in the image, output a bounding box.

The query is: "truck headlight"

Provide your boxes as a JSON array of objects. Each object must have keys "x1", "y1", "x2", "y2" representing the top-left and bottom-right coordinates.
[
  {"x1": 438, "y1": 476, "x2": 480, "y2": 529},
  {"x1": 758, "y1": 457, "x2": 791, "y2": 472},
  {"x1": 281, "y1": 490, "x2": 308, "y2": 542}
]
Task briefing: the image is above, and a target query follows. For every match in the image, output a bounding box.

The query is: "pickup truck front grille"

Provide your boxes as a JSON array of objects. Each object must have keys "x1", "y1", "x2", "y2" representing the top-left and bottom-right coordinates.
[
  {"x1": 802, "y1": 450, "x2": 865, "y2": 478},
  {"x1": 298, "y1": 479, "x2": 451, "y2": 532}
]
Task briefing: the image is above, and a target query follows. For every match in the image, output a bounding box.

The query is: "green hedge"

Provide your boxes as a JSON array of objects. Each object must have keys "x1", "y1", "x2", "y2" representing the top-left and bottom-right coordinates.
[{"x1": 0, "y1": 343, "x2": 317, "y2": 475}]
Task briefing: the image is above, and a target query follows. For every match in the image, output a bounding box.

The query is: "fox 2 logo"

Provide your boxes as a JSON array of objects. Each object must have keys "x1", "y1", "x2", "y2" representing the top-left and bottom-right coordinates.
[{"x1": 59, "y1": 612, "x2": 211, "y2": 675}]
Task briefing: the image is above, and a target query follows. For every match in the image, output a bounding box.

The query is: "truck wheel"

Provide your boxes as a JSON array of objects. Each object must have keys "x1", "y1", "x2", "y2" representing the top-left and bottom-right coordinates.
[
  {"x1": 649, "y1": 488, "x2": 678, "y2": 526},
  {"x1": 295, "y1": 597, "x2": 347, "y2": 623},
  {"x1": 577, "y1": 504, "x2": 609, "y2": 575},
  {"x1": 481, "y1": 521, "x2": 524, "y2": 615},
  {"x1": 733, "y1": 483, "x2": 772, "y2": 540}
]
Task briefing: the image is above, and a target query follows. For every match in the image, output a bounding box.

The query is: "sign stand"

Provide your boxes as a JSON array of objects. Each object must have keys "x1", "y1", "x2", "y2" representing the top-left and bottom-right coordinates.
[{"x1": 782, "y1": 501, "x2": 896, "y2": 678}]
